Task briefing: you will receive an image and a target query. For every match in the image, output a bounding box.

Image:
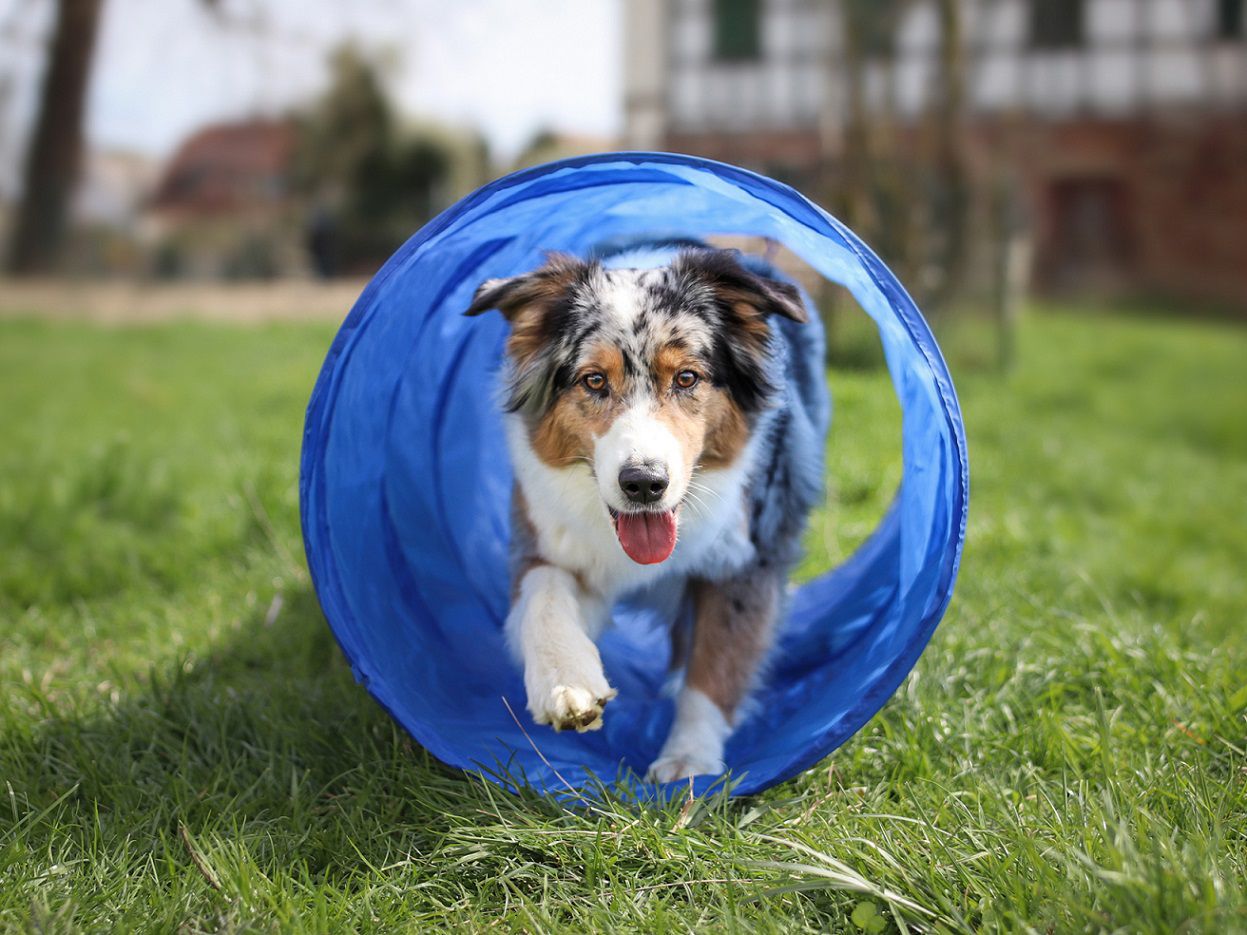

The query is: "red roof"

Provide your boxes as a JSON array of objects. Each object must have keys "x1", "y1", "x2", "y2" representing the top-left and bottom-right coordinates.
[{"x1": 151, "y1": 118, "x2": 297, "y2": 215}]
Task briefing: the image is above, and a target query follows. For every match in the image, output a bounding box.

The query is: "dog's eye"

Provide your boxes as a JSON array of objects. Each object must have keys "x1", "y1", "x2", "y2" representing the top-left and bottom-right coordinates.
[
  {"x1": 582, "y1": 372, "x2": 607, "y2": 393},
  {"x1": 674, "y1": 370, "x2": 699, "y2": 390}
]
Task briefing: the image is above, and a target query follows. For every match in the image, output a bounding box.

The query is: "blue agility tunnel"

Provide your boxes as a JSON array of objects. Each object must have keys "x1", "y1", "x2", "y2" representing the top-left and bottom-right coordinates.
[{"x1": 300, "y1": 152, "x2": 969, "y2": 798}]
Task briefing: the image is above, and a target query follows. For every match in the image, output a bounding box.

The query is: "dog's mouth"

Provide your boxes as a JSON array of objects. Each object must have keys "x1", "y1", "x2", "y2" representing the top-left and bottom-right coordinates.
[{"x1": 608, "y1": 506, "x2": 680, "y2": 565}]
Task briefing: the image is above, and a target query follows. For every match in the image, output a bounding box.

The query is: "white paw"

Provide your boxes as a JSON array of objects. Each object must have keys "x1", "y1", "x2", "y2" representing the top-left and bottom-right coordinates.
[
  {"x1": 646, "y1": 751, "x2": 725, "y2": 783},
  {"x1": 527, "y1": 666, "x2": 617, "y2": 732},
  {"x1": 535, "y1": 683, "x2": 617, "y2": 732},
  {"x1": 646, "y1": 687, "x2": 730, "y2": 782}
]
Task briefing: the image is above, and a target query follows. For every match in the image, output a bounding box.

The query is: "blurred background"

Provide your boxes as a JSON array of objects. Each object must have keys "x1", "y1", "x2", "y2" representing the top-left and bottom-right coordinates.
[
  {"x1": 0, "y1": 0, "x2": 618, "y2": 303},
  {"x1": 0, "y1": 0, "x2": 1243, "y2": 334},
  {"x1": 1, "y1": 7, "x2": 1245, "y2": 926}
]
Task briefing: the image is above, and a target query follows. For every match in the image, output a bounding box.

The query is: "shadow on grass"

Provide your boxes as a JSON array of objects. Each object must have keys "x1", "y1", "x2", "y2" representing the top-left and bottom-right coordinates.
[{"x1": 4, "y1": 587, "x2": 586, "y2": 890}]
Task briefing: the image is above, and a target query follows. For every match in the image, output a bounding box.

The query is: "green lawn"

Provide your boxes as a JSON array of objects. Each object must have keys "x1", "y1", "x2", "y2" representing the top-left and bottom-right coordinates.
[{"x1": 1, "y1": 310, "x2": 1244, "y2": 932}]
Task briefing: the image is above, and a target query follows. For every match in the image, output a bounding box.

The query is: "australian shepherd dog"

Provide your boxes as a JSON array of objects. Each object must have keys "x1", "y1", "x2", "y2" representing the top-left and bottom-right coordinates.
[{"x1": 466, "y1": 241, "x2": 827, "y2": 782}]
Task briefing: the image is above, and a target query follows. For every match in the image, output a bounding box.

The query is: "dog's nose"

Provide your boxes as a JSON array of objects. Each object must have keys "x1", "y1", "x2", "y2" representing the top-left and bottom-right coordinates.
[{"x1": 618, "y1": 464, "x2": 669, "y2": 505}]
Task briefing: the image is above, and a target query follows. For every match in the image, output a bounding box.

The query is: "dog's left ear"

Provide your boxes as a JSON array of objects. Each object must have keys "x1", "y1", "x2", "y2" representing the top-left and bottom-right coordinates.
[
  {"x1": 675, "y1": 248, "x2": 808, "y2": 324},
  {"x1": 748, "y1": 275, "x2": 808, "y2": 324}
]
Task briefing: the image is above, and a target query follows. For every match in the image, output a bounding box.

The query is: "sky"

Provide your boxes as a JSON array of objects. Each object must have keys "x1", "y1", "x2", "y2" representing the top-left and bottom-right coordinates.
[{"x1": 0, "y1": 0, "x2": 622, "y2": 194}]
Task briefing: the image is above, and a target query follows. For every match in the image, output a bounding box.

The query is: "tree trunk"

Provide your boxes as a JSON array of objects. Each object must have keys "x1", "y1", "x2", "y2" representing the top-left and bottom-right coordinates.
[
  {"x1": 6, "y1": 0, "x2": 105, "y2": 275},
  {"x1": 928, "y1": 0, "x2": 969, "y2": 314},
  {"x1": 837, "y1": 0, "x2": 874, "y2": 242},
  {"x1": 816, "y1": 0, "x2": 875, "y2": 364}
]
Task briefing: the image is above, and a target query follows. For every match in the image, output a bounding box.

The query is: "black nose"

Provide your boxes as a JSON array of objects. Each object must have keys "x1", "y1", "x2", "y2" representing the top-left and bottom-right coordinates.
[{"x1": 618, "y1": 464, "x2": 669, "y2": 505}]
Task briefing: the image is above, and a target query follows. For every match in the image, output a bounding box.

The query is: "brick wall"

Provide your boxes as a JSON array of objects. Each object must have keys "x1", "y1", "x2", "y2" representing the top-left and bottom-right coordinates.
[
  {"x1": 999, "y1": 115, "x2": 1247, "y2": 310},
  {"x1": 662, "y1": 115, "x2": 1247, "y2": 313}
]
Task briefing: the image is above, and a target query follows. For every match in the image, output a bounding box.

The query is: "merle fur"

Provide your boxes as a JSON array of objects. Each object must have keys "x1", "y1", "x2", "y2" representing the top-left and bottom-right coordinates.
[{"x1": 465, "y1": 248, "x2": 808, "y2": 425}]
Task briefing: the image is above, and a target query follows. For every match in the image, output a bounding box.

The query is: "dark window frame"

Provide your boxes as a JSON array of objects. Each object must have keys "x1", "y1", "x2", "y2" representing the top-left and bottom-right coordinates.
[
  {"x1": 1216, "y1": 0, "x2": 1244, "y2": 40},
  {"x1": 1030, "y1": 0, "x2": 1085, "y2": 50},
  {"x1": 853, "y1": 0, "x2": 901, "y2": 59},
  {"x1": 712, "y1": 0, "x2": 762, "y2": 63}
]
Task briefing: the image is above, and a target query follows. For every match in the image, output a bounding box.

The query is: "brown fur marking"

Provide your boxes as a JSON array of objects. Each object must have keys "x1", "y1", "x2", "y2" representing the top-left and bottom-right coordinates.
[
  {"x1": 653, "y1": 343, "x2": 751, "y2": 471},
  {"x1": 528, "y1": 336, "x2": 753, "y2": 474},
  {"x1": 698, "y1": 391, "x2": 750, "y2": 469},
  {"x1": 474, "y1": 253, "x2": 584, "y2": 365},
  {"x1": 528, "y1": 342, "x2": 625, "y2": 467},
  {"x1": 509, "y1": 486, "x2": 546, "y2": 602},
  {"x1": 684, "y1": 566, "x2": 783, "y2": 718},
  {"x1": 503, "y1": 267, "x2": 577, "y2": 363},
  {"x1": 726, "y1": 297, "x2": 774, "y2": 340}
]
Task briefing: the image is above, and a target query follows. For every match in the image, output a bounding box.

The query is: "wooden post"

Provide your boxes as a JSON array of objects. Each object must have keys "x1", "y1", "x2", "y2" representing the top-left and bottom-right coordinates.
[{"x1": 992, "y1": 171, "x2": 1031, "y2": 373}]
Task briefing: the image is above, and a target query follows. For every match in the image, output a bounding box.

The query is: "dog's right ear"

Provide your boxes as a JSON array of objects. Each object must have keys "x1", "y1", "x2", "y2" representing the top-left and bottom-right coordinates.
[
  {"x1": 464, "y1": 275, "x2": 530, "y2": 320},
  {"x1": 465, "y1": 253, "x2": 590, "y2": 321}
]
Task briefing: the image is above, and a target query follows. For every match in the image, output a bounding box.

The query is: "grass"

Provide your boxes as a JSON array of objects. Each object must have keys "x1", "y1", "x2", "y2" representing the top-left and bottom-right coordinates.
[{"x1": 0, "y1": 309, "x2": 1244, "y2": 932}]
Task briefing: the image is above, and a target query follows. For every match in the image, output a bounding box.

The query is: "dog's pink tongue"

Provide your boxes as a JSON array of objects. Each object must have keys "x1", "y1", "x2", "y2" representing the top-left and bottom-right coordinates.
[{"x1": 614, "y1": 510, "x2": 678, "y2": 565}]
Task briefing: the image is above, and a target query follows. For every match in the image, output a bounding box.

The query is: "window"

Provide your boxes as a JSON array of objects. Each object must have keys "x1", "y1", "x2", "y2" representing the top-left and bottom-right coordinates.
[
  {"x1": 1030, "y1": 0, "x2": 1084, "y2": 49},
  {"x1": 1042, "y1": 176, "x2": 1135, "y2": 289},
  {"x1": 1216, "y1": 0, "x2": 1244, "y2": 39},
  {"x1": 713, "y1": 0, "x2": 761, "y2": 62},
  {"x1": 847, "y1": 0, "x2": 901, "y2": 59}
]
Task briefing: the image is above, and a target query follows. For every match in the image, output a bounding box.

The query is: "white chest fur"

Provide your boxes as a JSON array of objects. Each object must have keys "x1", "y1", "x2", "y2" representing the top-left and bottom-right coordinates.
[{"x1": 505, "y1": 415, "x2": 757, "y2": 599}]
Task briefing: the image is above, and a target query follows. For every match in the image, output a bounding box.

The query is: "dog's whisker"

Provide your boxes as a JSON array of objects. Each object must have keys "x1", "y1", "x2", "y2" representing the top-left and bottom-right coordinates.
[
  {"x1": 687, "y1": 480, "x2": 724, "y2": 504},
  {"x1": 553, "y1": 455, "x2": 595, "y2": 468},
  {"x1": 682, "y1": 490, "x2": 711, "y2": 517}
]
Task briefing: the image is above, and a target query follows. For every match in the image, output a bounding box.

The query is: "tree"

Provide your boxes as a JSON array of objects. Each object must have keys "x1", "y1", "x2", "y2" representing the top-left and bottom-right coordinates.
[
  {"x1": 6, "y1": 0, "x2": 105, "y2": 275},
  {"x1": 293, "y1": 44, "x2": 452, "y2": 273},
  {"x1": 818, "y1": 0, "x2": 909, "y2": 361},
  {"x1": 823, "y1": 0, "x2": 974, "y2": 319},
  {"x1": 927, "y1": 0, "x2": 970, "y2": 314},
  {"x1": 293, "y1": 45, "x2": 396, "y2": 205}
]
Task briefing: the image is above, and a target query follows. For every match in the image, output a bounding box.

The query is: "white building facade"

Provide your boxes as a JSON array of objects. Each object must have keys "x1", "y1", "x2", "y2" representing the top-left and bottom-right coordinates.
[
  {"x1": 628, "y1": 0, "x2": 1246, "y2": 144},
  {"x1": 623, "y1": 0, "x2": 1247, "y2": 306}
]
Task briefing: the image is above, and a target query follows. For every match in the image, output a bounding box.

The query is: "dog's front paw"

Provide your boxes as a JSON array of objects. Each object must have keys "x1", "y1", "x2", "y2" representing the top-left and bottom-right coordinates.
[
  {"x1": 531, "y1": 682, "x2": 617, "y2": 732},
  {"x1": 525, "y1": 649, "x2": 617, "y2": 732},
  {"x1": 646, "y1": 750, "x2": 725, "y2": 784},
  {"x1": 646, "y1": 687, "x2": 730, "y2": 783}
]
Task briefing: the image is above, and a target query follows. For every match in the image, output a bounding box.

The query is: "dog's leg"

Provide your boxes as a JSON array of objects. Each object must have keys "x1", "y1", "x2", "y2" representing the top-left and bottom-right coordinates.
[
  {"x1": 508, "y1": 564, "x2": 616, "y2": 732},
  {"x1": 647, "y1": 566, "x2": 781, "y2": 782}
]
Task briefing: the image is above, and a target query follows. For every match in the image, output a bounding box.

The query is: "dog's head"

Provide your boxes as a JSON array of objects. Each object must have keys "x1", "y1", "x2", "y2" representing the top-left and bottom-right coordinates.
[{"x1": 466, "y1": 248, "x2": 806, "y2": 565}]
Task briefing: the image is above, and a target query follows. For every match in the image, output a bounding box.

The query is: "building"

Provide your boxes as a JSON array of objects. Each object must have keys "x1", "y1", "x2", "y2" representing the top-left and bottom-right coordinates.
[
  {"x1": 146, "y1": 118, "x2": 301, "y2": 278},
  {"x1": 74, "y1": 149, "x2": 159, "y2": 229},
  {"x1": 149, "y1": 118, "x2": 297, "y2": 221},
  {"x1": 59, "y1": 148, "x2": 161, "y2": 277},
  {"x1": 624, "y1": 0, "x2": 1247, "y2": 309}
]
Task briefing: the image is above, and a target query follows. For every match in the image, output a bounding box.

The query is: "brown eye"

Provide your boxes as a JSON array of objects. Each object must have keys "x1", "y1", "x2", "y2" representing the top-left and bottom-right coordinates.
[
  {"x1": 582, "y1": 372, "x2": 607, "y2": 393},
  {"x1": 675, "y1": 370, "x2": 699, "y2": 390}
]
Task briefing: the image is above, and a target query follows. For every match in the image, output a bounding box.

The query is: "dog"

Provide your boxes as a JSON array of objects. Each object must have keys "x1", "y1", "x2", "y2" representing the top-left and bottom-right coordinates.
[{"x1": 466, "y1": 242, "x2": 827, "y2": 782}]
